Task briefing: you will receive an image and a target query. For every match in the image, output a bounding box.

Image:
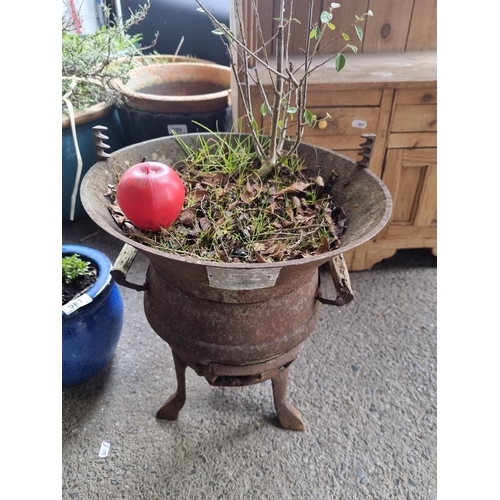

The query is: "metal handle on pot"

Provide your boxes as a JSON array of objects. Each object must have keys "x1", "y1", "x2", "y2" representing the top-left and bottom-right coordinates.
[
  {"x1": 316, "y1": 254, "x2": 354, "y2": 307},
  {"x1": 111, "y1": 244, "x2": 149, "y2": 292}
]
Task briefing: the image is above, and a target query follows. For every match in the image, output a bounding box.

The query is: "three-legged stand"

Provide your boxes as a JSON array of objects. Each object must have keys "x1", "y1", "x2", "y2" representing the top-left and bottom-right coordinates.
[{"x1": 156, "y1": 351, "x2": 305, "y2": 430}]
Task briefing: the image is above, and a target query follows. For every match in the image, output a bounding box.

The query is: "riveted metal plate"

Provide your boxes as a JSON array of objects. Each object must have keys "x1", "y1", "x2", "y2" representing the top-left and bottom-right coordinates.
[{"x1": 207, "y1": 267, "x2": 281, "y2": 290}]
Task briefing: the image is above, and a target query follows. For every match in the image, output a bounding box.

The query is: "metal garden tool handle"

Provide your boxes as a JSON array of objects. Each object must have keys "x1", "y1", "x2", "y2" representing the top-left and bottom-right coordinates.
[
  {"x1": 111, "y1": 244, "x2": 149, "y2": 291},
  {"x1": 316, "y1": 254, "x2": 354, "y2": 307}
]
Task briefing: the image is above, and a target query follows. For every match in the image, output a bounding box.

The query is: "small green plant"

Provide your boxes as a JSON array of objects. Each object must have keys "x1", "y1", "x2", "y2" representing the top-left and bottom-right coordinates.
[
  {"x1": 62, "y1": 1, "x2": 156, "y2": 114},
  {"x1": 62, "y1": 254, "x2": 93, "y2": 284}
]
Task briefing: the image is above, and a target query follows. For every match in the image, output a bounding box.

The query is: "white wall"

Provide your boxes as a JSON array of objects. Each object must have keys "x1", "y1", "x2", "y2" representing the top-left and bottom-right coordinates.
[{"x1": 62, "y1": 0, "x2": 101, "y2": 34}]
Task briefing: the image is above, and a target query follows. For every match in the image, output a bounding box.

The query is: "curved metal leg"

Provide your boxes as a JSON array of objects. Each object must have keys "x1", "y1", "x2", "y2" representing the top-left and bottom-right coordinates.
[
  {"x1": 271, "y1": 365, "x2": 305, "y2": 431},
  {"x1": 156, "y1": 351, "x2": 187, "y2": 420}
]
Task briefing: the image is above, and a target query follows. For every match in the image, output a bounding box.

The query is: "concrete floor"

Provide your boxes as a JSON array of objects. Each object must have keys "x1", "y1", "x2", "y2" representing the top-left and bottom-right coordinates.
[{"x1": 62, "y1": 216, "x2": 437, "y2": 500}]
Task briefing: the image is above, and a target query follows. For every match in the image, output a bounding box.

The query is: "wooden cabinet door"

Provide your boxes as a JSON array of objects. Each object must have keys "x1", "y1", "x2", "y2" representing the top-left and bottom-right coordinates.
[
  {"x1": 346, "y1": 146, "x2": 437, "y2": 270},
  {"x1": 379, "y1": 147, "x2": 437, "y2": 245}
]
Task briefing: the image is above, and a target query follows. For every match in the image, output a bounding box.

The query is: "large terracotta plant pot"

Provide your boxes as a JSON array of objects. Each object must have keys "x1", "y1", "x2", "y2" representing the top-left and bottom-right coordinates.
[
  {"x1": 115, "y1": 62, "x2": 232, "y2": 144},
  {"x1": 130, "y1": 54, "x2": 212, "y2": 67},
  {"x1": 62, "y1": 245, "x2": 124, "y2": 387},
  {"x1": 80, "y1": 133, "x2": 392, "y2": 429}
]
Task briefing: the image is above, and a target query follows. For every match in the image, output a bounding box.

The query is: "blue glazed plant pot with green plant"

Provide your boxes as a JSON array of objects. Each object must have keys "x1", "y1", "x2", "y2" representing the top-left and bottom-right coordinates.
[{"x1": 62, "y1": 245, "x2": 124, "y2": 387}]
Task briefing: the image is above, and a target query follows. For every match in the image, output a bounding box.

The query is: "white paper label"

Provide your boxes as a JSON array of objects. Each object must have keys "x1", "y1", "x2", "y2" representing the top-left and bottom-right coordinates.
[
  {"x1": 98, "y1": 441, "x2": 110, "y2": 458},
  {"x1": 207, "y1": 267, "x2": 280, "y2": 290},
  {"x1": 167, "y1": 124, "x2": 188, "y2": 135},
  {"x1": 351, "y1": 119, "x2": 367, "y2": 129},
  {"x1": 62, "y1": 293, "x2": 92, "y2": 315}
]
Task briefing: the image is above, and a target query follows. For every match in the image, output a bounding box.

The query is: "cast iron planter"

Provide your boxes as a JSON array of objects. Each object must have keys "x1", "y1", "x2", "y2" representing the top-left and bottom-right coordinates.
[{"x1": 80, "y1": 133, "x2": 392, "y2": 429}]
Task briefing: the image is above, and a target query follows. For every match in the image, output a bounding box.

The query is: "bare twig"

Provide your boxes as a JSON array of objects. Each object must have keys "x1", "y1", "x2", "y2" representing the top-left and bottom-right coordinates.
[
  {"x1": 194, "y1": 0, "x2": 288, "y2": 80},
  {"x1": 195, "y1": 0, "x2": 372, "y2": 179}
]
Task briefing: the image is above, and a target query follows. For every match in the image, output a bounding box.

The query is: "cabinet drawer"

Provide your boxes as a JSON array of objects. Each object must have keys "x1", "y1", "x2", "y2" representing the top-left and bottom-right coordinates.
[
  {"x1": 306, "y1": 90, "x2": 382, "y2": 107},
  {"x1": 303, "y1": 106, "x2": 380, "y2": 138},
  {"x1": 391, "y1": 105, "x2": 437, "y2": 133},
  {"x1": 391, "y1": 89, "x2": 437, "y2": 133},
  {"x1": 394, "y1": 89, "x2": 437, "y2": 105}
]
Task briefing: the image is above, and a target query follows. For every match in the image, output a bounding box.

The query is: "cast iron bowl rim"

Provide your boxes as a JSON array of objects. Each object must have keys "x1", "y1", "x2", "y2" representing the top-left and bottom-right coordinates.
[
  {"x1": 81, "y1": 134, "x2": 393, "y2": 270},
  {"x1": 62, "y1": 244, "x2": 112, "y2": 315},
  {"x1": 115, "y1": 62, "x2": 231, "y2": 103}
]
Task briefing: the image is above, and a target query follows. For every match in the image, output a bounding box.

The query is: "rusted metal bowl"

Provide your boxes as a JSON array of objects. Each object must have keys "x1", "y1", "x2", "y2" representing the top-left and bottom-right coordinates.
[
  {"x1": 82, "y1": 134, "x2": 391, "y2": 280},
  {"x1": 80, "y1": 133, "x2": 392, "y2": 429},
  {"x1": 81, "y1": 131, "x2": 391, "y2": 364}
]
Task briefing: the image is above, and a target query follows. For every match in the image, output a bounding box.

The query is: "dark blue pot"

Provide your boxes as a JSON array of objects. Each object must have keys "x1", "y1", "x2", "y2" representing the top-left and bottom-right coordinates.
[
  {"x1": 121, "y1": 0, "x2": 230, "y2": 67},
  {"x1": 62, "y1": 245, "x2": 124, "y2": 387},
  {"x1": 62, "y1": 104, "x2": 127, "y2": 221}
]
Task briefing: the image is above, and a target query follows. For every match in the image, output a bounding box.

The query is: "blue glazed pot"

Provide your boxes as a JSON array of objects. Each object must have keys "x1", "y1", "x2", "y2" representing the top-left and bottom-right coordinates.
[
  {"x1": 62, "y1": 245, "x2": 124, "y2": 387},
  {"x1": 62, "y1": 103, "x2": 127, "y2": 221}
]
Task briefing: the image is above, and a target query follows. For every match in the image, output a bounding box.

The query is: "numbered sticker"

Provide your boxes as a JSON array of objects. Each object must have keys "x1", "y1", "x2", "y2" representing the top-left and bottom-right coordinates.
[
  {"x1": 351, "y1": 119, "x2": 367, "y2": 129},
  {"x1": 167, "y1": 124, "x2": 188, "y2": 135},
  {"x1": 62, "y1": 293, "x2": 92, "y2": 315}
]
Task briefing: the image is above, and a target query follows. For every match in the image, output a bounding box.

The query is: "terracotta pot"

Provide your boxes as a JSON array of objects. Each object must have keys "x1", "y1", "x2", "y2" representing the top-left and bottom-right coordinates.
[
  {"x1": 129, "y1": 54, "x2": 213, "y2": 68},
  {"x1": 115, "y1": 62, "x2": 232, "y2": 143},
  {"x1": 117, "y1": 62, "x2": 231, "y2": 113}
]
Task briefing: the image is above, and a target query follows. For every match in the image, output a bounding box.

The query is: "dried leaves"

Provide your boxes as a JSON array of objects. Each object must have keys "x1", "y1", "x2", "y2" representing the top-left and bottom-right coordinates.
[{"x1": 107, "y1": 155, "x2": 346, "y2": 264}]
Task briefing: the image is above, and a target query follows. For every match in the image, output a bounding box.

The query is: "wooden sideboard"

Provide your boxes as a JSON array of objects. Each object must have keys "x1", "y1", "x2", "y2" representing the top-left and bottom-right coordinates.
[{"x1": 235, "y1": 51, "x2": 437, "y2": 270}]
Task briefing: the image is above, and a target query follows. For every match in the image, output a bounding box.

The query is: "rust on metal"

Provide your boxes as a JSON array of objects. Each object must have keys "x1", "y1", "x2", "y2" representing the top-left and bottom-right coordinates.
[
  {"x1": 156, "y1": 351, "x2": 187, "y2": 421},
  {"x1": 157, "y1": 347, "x2": 304, "y2": 430},
  {"x1": 79, "y1": 132, "x2": 393, "y2": 431},
  {"x1": 202, "y1": 345, "x2": 301, "y2": 386},
  {"x1": 143, "y1": 262, "x2": 320, "y2": 366},
  {"x1": 272, "y1": 363, "x2": 305, "y2": 431}
]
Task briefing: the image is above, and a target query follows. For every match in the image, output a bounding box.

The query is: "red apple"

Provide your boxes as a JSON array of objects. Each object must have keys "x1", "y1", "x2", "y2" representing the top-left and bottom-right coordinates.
[{"x1": 116, "y1": 161, "x2": 185, "y2": 232}]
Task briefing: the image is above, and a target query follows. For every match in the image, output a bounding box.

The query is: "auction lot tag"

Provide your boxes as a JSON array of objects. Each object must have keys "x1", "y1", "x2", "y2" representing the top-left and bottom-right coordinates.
[
  {"x1": 62, "y1": 293, "x2": 92, "y2": 315},
  {"x1": 351, "y1": 119, "x2": 367, "y2": 129},
  {"x1": 168, "y1": 124, "x2": 188, "y2": 135}
]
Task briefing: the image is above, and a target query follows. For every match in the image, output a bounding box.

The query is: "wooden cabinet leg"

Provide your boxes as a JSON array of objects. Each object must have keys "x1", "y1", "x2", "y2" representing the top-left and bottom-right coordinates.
[{"x1": 156, "y1": 351, "x2": 187, "y2": 420}]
